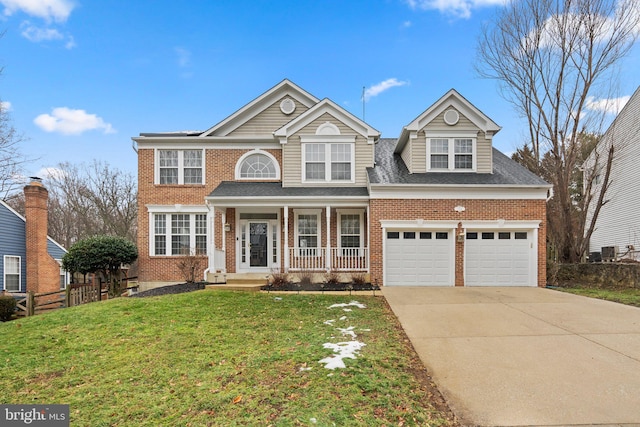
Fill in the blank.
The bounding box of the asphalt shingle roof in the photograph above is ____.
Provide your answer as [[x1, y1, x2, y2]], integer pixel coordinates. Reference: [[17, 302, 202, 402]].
[[367, 138, 549, 186], [208, 182, 369, 198]]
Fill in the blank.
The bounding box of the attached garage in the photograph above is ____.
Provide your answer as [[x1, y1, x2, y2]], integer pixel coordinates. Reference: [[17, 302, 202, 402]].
[[384, 229, 455, 286], [465, 230, 536, 287]]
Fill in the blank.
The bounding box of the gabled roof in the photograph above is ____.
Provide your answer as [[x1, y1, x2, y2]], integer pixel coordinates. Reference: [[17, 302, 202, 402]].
[[395, 89, 501, 154], [200, 79, 320, 137], [0, 199, 67, 253], [273, 98, 380, 143], [370, 138, 550, 187]]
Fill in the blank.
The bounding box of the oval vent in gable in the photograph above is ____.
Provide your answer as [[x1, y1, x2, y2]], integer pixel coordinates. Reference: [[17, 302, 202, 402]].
[[280, 98, 296, 115], [443, 109, 460, 126]]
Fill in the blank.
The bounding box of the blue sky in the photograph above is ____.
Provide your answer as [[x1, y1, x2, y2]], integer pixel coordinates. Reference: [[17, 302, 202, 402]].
[[1, 0, 639, 179]]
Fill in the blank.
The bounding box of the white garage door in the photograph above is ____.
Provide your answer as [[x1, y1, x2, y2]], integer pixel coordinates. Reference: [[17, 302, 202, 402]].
[[385, 230, 454, 286], [465, 231, 533, 286]]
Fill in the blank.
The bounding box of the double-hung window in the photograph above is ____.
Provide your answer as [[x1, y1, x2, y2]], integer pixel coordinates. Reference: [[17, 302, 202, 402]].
[[338, 211, 363, 257], [303, 143, 353, 182], [428, 137, 475, 171], [3, 255, 20, 292], [157, 149, 203, 184], [153, 213, 207, 256], [295, 211, 320, 256]]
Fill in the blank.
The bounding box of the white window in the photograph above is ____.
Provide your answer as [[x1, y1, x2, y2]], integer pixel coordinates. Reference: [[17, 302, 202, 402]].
[[236, 151, 279, 180], [428, 137, 475, 171], [295, 210, 321, 256], [4, 255, 20, 292], [56, 259, 68, 289], [157, 149, 203, 184], [153, 213, 207, 256], [338, 210, 363, 257], [303, 143, 354, 182]]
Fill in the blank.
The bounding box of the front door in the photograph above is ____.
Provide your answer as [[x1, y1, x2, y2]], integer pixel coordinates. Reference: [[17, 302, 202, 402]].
[[249, 222, 268, 267]]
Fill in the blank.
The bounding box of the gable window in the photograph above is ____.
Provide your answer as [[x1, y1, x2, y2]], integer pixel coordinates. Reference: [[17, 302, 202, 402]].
[[153, 213, 207, 256], [4, 255, 20, 292], [295, 210, 321, 256], [240, 153, 277, 179], [157, 149, 203, 184], [428, 137, 476, 171], [303, 143, 353, 182]]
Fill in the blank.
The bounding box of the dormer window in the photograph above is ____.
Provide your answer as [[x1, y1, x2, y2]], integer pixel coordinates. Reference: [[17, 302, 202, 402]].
[[428, 137, 476, 171]]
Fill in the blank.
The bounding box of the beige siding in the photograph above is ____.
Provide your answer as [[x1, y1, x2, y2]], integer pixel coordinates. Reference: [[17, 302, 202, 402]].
[[229, 97, 310, 136], [412, 135, 427, 173], [422, 108, 492, 173], [283, 112, 374, 187], [400, 140, 412, 172]]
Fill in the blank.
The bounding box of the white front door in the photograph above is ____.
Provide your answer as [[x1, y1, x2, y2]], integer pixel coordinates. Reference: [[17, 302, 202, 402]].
[[238, 219, 278, 272]]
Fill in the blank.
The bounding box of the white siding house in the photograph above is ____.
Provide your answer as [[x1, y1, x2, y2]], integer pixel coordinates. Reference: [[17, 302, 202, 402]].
[[587, 86, 640, 261]]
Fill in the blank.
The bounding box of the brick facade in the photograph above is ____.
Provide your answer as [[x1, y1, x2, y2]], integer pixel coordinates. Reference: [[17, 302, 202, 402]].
[[369, 198, 547, 287]]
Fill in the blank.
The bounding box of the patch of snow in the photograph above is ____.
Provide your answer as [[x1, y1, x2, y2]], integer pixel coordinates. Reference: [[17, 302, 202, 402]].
[[339, 316, 347, 321], [299, 367, 313, 372], [342, 308, 352, 312], [310, 418, 317, 424], [327, 301, 366, 310], [323, 319, 335, 325], [274, 297, 282, 301], [337, 326, 357, 339], [319, 341, 366, 369], [360, 328, 371, 332]]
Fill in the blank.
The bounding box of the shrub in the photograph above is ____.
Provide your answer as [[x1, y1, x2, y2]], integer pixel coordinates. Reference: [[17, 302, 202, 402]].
[[177, 248, 205, 283], [269, 269, 290, 290], [323, 270, 340, 285], [0, 295, 17, 322], [296, 269, 315, 286], [350, 272, 368, 286]]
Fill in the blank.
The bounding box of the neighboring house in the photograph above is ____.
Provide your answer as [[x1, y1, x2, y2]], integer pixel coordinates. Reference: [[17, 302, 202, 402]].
[[133, 80, 550, 287], [587, 86, 640, 261], [1, 179, 68, 293]]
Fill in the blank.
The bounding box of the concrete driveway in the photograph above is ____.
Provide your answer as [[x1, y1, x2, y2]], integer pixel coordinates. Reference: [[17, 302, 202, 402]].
[[382, 287, 640, 426]]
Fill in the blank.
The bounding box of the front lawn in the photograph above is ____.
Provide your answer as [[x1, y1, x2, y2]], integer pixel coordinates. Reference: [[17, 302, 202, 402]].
[[553, 287, 640, 307], [0, 290, 455, 426]]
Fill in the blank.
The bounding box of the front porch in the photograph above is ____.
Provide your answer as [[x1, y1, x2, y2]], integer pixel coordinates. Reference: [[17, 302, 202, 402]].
[[204, 183, 371, 279]]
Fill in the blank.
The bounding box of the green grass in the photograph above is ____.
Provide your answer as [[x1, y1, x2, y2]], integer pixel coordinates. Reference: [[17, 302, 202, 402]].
[[0, 291, 454, 426], [554, 287, 640, 307]]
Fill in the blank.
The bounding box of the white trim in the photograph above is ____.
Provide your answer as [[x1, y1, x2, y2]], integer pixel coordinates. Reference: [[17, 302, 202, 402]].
[[3, 255, 21, 292], [316, 122, 340, 135], [426, 135, 477, 172], [235, 208, 281, 273], [154, 148, 206, 185], [234, 149, 281, 180], [148, 211, 209, 257], [146, 204, 208, 213], [301, 142, 356, 184], [300, 135, 356, 143], [135, 139, 281, 150], [294, 209, 322, 252], [369, 185, 550, 200], [380, 220, 459, 229], [461, 220, 541, 229], [337, 209, 365, 249]]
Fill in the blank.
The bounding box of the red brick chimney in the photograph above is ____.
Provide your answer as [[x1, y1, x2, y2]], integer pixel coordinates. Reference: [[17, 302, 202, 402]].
[[24, 178, 60, 294]]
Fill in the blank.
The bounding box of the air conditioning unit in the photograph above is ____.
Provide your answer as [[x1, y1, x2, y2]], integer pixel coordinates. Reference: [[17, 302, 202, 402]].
[[588, 252, 602, 263], [601, 246, 617, 262]]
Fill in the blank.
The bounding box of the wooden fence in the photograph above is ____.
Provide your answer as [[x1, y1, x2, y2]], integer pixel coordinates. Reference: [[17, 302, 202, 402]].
[[12, 279, 133, 317]]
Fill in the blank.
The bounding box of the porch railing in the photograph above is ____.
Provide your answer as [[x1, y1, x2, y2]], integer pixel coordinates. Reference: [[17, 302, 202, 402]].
[[213, 249, 226, 272], [288, 247, 368, 271]]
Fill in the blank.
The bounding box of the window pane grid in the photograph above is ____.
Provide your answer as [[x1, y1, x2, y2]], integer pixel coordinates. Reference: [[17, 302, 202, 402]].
[[4, 256, 20, 292], [240, 153, 277, 179], [158, 150, 202, 184], [304, 143, 352, 182]]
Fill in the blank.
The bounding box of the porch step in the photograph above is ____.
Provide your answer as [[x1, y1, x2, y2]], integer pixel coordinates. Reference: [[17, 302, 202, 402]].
[[206, 272, 270, 287]]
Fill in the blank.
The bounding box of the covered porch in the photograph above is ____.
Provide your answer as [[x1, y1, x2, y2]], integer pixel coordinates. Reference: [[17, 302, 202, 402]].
[[205, 182, 370, 278]]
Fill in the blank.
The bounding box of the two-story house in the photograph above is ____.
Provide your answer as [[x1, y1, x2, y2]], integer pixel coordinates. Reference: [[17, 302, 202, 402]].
[[134, 80, 550, 288]]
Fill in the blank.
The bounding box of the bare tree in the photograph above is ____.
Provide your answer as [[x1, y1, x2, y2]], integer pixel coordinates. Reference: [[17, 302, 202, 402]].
[[476, 0, 639, 262], [0, 100, 28, 199], [5, 161, 137, 247]]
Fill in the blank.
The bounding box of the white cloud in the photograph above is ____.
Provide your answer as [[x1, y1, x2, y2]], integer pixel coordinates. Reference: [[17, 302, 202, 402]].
[[0, 0, 75, 22], [402, 20, 412, 28], [586, 95, 631, 115], [36, 166, 66, 180], [175, 47, 191, 68], [363, 78, 408, 101], [34, 107, 116, 135], [405, 0, 505, 19], [20, 20, 63, 41], [1, 100, 11, 111]]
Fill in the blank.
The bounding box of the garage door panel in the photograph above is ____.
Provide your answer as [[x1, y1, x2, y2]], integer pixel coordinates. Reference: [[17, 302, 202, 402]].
[[385, 230, 453, 286], [466, 230, 533, 287]]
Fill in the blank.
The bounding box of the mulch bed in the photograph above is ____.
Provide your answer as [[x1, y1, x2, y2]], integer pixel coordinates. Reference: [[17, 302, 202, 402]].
[[261, 282, 380, 292], [131, 282, 206, 298]]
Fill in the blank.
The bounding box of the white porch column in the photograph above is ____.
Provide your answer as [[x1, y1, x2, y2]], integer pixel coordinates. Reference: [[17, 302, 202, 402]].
[[326, 205, 331, 271], [366, 204, 370, 273], [221, 210, 227, 252], [208, 203, 215, 272], [283, 206, 289, 271]]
